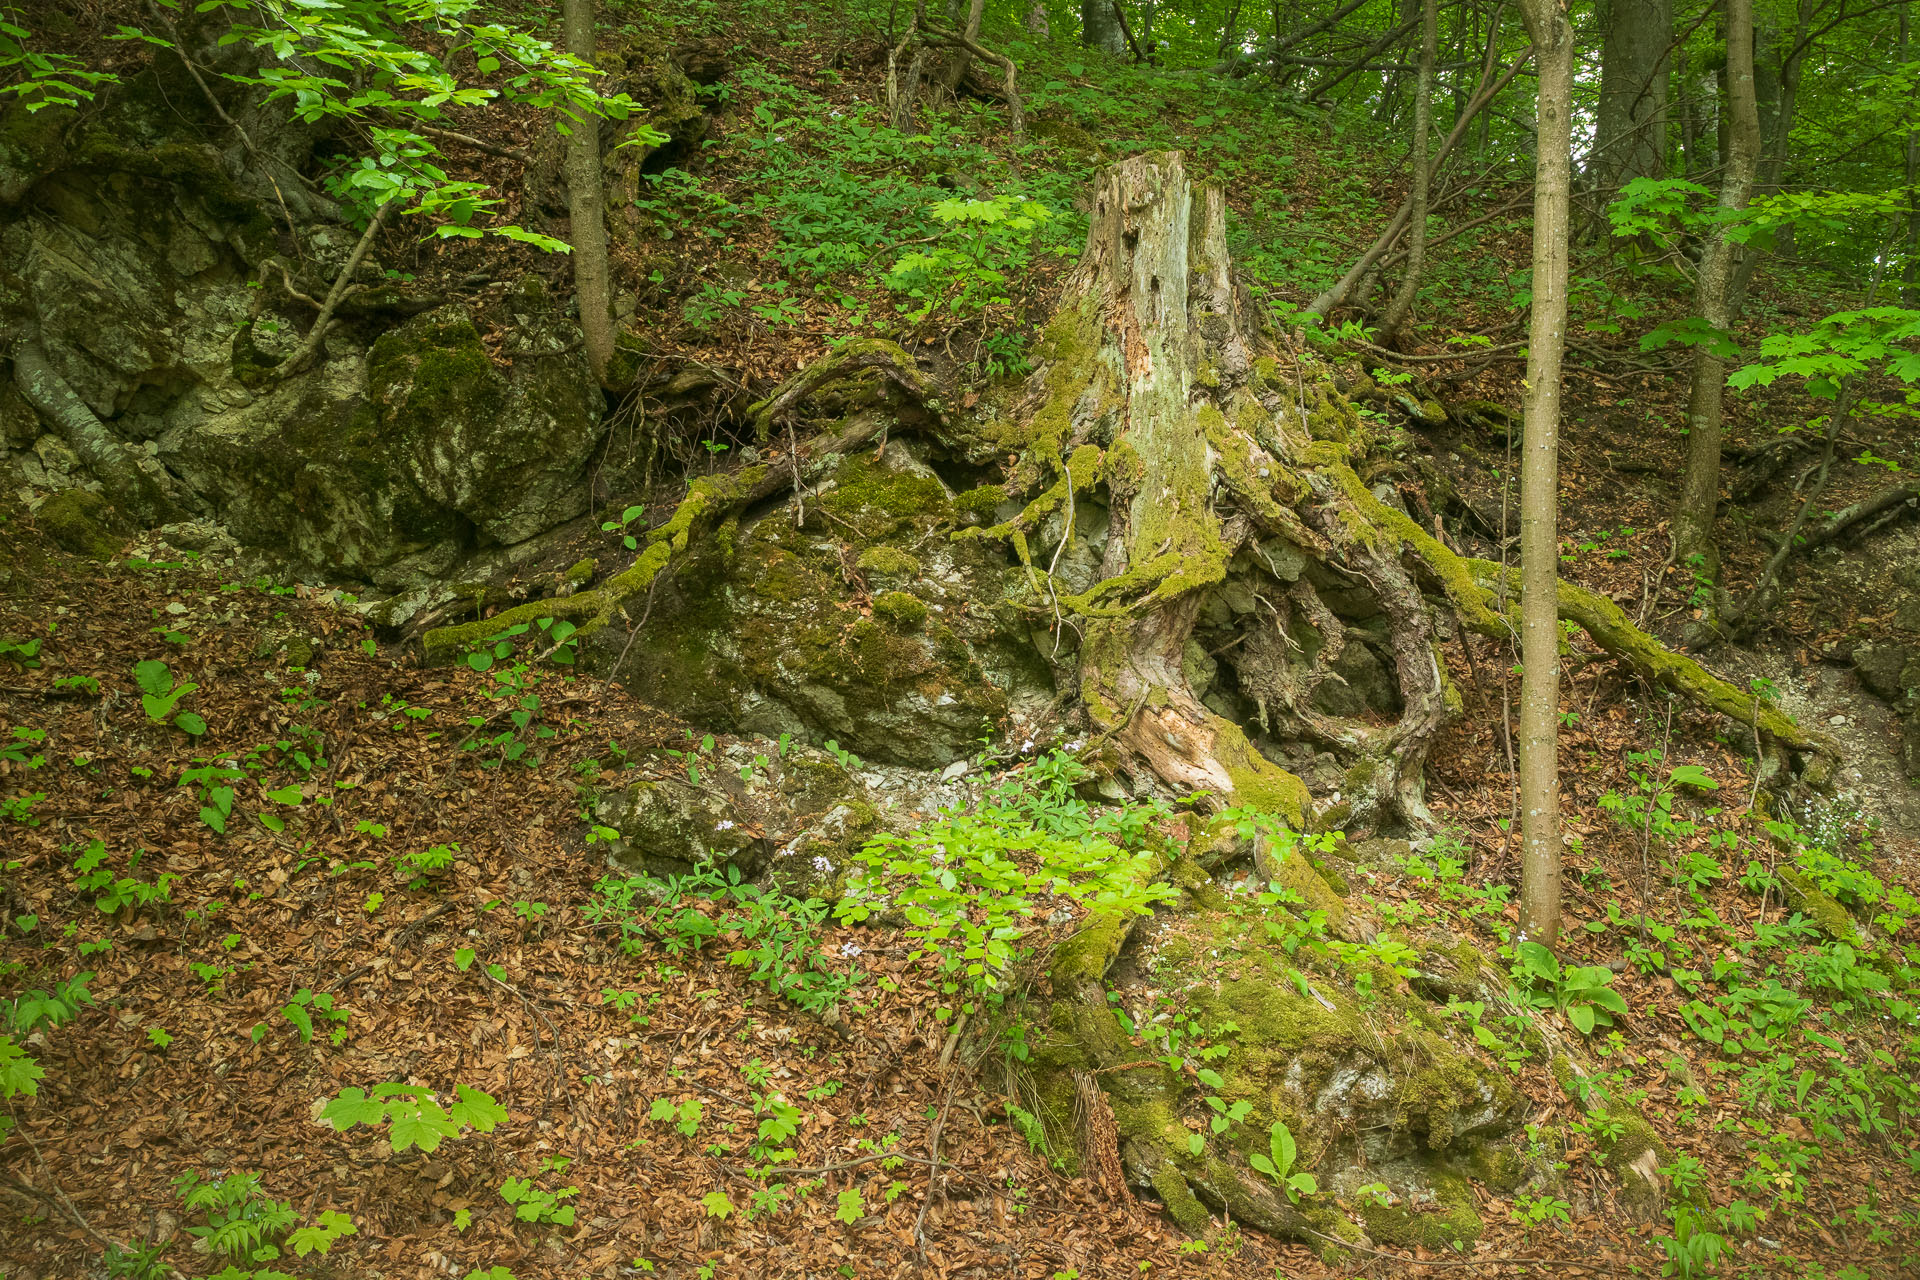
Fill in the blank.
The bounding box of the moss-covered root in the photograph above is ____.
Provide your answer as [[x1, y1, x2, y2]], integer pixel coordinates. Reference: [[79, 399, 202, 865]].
[[422, 465, 767, 662], [744, 338, 937, 442], [1459, 560, 1838, 778], [420, 368, 940, 663]]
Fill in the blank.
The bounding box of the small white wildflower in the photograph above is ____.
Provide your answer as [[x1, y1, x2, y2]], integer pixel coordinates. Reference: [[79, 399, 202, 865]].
[[840, 943, 863, 957], [303, 670, 321, 685], [1064, 739, 1083, 752], [715, 820, 735, 831], [1021, 739, 1034, 752], [811, 854, 832, 873], [774, 134, 785, 142]]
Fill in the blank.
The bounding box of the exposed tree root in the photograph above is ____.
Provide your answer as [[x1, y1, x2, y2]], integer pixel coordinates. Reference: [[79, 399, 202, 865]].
[[12, 341, 182, 527], [426, 152, 1832, 826], [421, 341, 935, 664]]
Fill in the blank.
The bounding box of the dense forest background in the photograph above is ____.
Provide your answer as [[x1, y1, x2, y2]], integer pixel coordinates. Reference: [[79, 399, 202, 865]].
[[0, 1, 1918, 1278]]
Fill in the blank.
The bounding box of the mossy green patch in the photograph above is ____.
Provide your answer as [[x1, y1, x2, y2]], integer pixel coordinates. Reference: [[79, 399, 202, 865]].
[[871, 590, 928, 627], [1359, 1163, 1482, 1250], [855, 545, 921, 578]]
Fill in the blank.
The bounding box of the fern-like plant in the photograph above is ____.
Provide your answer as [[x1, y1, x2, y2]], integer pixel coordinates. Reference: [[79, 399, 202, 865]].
[[175, 1171, 297, 1262]]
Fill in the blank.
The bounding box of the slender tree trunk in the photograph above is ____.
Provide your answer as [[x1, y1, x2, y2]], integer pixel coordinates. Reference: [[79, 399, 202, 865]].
[[1515, 0, 1573, 949], [1027, 0, 1052, 37], [1381, 0, 1437, 340], [1671, 0, 1760, 587], [562, 0, 615, 389], [1083, 0, 1126, 54], [1904, 8, 1919, 306], [1729, 0, 1812, 310]]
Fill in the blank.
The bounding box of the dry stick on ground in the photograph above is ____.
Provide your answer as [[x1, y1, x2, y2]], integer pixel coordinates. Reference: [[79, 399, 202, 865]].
[[912, 1075, 959, 1257], [10, 1105, 194, 1280]]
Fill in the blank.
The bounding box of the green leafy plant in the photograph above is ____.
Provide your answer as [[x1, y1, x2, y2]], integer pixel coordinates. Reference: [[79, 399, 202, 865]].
[[500, 1175, 578, 1226], [71, 840, 176, 914], [885, 195, 1053, 324], [286, 1209, 356, 1258], [649, 1095, 703, 1139], [318, 1083, 506, 1153], [280, 988, 350, 1046], [175, 1171, 297, 1263], [1512, 941, 1629, 1034], [837, 751, 1172, 1024], [133, 659, 204, 735], [1247, 1120, 1317, 1203], [399, 842, 457, 889], [601, 504, 648, 550]]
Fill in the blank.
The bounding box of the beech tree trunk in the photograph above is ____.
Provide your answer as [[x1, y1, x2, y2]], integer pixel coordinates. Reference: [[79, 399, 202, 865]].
[[1591, 0, 1672, 194], [562, 0, 616, 388], [1082, 0, 1127, 55], [1671, 0, 1761, 590], [1515, 0, 1574, 949]]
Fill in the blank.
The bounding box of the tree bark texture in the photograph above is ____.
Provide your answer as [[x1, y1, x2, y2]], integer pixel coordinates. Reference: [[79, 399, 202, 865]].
[[1380, 0, 1437, 340], [1591, 0, 1672, 193], [1671, 0, 1760, 584], [1082, 0, 1127, 55], [562, 0, 616, 388], [1515, 0, 1574, 948]]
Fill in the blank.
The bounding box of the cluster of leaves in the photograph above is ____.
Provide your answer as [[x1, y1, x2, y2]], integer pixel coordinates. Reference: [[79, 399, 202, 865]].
[[318, 1082, 507, 1153], [585, 863, 863, 1015], [837, 750, 1174, 1025]]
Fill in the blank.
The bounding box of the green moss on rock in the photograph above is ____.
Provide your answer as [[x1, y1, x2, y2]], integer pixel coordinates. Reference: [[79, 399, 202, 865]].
[[1360, 1164, 1482, 1250], [33, 489, 120, 560], [1152, 1166, 1212, 1235], [871, 590, 929, 627], [1777, 867, 1863, 943]]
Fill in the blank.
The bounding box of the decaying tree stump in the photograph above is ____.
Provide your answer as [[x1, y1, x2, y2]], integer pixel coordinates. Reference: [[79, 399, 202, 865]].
[[425, 151, 1833, 816]]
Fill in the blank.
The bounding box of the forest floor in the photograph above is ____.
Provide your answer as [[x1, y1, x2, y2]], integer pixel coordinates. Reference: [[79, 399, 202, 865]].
[[1, 470, 1916, 1280]]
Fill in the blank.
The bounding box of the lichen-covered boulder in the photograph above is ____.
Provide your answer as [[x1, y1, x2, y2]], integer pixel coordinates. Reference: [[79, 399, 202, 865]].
[[1853, 642, 1920, 707], [619, 433, 1054, 766], [3, 93, 604, 587], [592, 740, 881, 896], [369, 280, 603, 545]]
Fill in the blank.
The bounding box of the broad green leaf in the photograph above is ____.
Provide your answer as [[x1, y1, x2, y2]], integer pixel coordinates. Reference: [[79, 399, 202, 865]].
[[387, 1102, 461, 1153], [319, 1087, 384, 1132], [1668, 764, 1718, 790], [449, 1084, 507, 1132], [133, 659, 171, 697]]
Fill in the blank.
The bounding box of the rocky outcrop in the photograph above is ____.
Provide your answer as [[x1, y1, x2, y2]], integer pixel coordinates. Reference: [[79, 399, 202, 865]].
[[1, 83, 606, 592], [614, 436, 1055, 767]]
